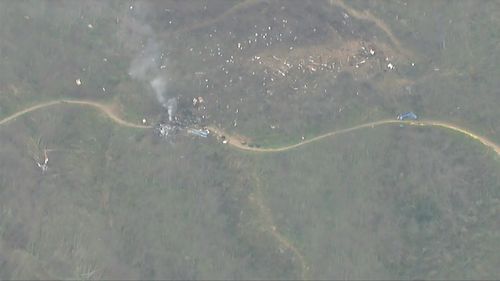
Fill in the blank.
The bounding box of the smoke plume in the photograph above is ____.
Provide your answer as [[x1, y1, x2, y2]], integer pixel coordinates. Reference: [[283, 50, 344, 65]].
[[166, 97, 177, 121], [126, 8, 170, 110], [150, 75, 167, 108]]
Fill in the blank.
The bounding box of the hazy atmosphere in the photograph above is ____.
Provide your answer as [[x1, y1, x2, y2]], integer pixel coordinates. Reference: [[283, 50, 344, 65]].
[[0, 1, 499, 279]]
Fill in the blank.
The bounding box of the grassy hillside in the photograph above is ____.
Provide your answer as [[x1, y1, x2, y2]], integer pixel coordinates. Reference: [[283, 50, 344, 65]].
[[255, 125, 500, 279], [0, 1, 498, 279]]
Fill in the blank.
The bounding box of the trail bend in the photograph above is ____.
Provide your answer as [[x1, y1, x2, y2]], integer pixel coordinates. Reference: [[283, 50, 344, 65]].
[[208, 120, 500, 156], [0, 99, 498, 156], [0, 99, 151, 129]]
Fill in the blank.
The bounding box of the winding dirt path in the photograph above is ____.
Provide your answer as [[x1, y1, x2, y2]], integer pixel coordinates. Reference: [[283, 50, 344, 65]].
[[175, 0, 262, 35], [329, 0, 413, 57], [0, 99, 151, 129], [250, 174, 310, 279], [208, 121, 500, 156], [1, 99, 498, 156], [1, 99, 498, 280]]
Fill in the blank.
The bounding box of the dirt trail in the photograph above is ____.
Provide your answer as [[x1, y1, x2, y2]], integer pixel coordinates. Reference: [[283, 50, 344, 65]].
[[423, 120, 500, 155], [1, 100, 498, 156], [0, 99, 151, 129], [209, 120, 500, 156], [1, 99, 498, 281], [329, 0, 413, 57], [176, 0, 262, 35], [249, 174, 310, 279]]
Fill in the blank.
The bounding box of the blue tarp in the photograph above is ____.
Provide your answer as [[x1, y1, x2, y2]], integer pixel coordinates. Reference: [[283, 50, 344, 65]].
[[397, 112, 418, 120], [188, 129, 209, 138]]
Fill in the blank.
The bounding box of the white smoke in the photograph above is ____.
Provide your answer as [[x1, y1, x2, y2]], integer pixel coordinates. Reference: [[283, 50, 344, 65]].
[[150, 75, 167, 108], [126, 11, 170, 110], [166, 97, 177, 121], [128, 39, 160, 80]]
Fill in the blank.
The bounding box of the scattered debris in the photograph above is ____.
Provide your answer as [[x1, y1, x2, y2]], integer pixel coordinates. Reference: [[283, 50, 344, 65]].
[[35, 150, 49, 172], [154, 123, 176, 139], [188, 128, 210, 138], [153, 95, 210, 142], [387, 63, 394, 70], [192, 96, 205, 107], [75, 79, 82, 86]]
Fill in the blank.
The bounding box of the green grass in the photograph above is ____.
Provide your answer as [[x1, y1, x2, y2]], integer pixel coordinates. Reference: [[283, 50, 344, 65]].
[[253, 126, 500, 279], [0, 1, 499, 280], [0, 104, 301, 279]]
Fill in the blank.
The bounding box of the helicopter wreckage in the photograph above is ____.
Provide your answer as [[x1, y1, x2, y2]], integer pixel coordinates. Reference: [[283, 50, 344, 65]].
[[153, 96, 216, 142]]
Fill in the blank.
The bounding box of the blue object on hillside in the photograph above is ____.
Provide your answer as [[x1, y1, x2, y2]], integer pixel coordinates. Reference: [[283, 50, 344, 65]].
[[188, 129, 209, 138], [396, 112, 418, 120]]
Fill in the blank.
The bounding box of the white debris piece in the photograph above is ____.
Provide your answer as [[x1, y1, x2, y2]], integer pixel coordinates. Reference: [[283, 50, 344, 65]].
[[37, 162, 48, 172], [36, 150, 49, 172], [75, 79, 82, 86], [387, 63, 394, 70], [87, 23, 93, 29], [142, 118, 147, 124]]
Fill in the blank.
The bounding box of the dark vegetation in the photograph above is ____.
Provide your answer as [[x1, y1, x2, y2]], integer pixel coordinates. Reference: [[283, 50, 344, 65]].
[[256, 126, 500, 279], [0, 0, 499, 279]]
